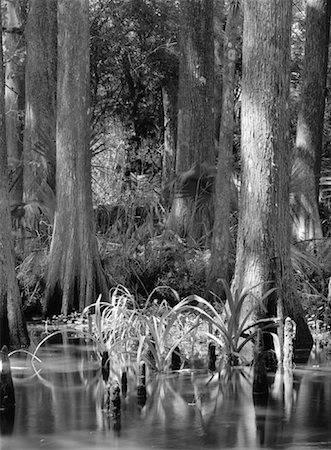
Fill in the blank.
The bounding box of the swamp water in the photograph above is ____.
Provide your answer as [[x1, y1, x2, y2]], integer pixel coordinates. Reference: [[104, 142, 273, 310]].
[[1, 330, 331, 450]]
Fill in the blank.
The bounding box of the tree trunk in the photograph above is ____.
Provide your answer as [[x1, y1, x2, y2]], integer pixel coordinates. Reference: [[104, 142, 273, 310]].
[[232, 0, 294, 361], [161, 80, 177, 189], [207, 2, 241, 297], [23, 0, 57, 207], [151, 45, 178, 191], [292, 0, 330, 243], [0, 6, 29, 349], [4, 0, 25, 205], [176, 0, 215, 169], [168, 0, 215, 238], [213, 0, 224, 141], [44, 0, 108, 317]]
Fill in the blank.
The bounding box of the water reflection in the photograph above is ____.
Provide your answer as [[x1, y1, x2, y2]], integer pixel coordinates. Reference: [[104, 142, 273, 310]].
[[2, 337, 331, 449], [0, 407, 15, 435]]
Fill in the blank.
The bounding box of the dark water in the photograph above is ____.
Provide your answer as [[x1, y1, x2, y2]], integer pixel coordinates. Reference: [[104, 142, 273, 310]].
[[1, 334, 331, 450]]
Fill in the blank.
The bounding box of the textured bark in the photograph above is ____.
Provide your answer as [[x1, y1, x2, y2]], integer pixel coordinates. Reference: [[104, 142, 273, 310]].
[[153, 47, 179, 185], [176, 0, 215, 170], [4, 0, 25, 205], [232, 0, 294, 359], [207, 3, 241, 297], [23, 0, 57, 203], [292, 0, 330, 242], [44, 0, 108, 316], [161, 81, 177, 188], [168, 0, 215, 237], [213, 0, 224, 141], [283, 317, 296, 368], [0, 6, 29, 349]]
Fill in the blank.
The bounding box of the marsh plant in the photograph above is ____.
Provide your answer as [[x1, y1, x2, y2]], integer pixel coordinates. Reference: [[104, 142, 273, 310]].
[[21, 280, 281, 383], [188, 280, 280, 366], [81, 285, 138, 353], [80, 285, 141, 377], [134, 287, 201, 371], [80, 286, 202, 373], [82, 281, 280, 372]]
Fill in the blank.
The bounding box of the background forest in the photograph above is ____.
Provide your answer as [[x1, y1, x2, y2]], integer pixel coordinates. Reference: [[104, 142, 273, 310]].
[[0, 0, 331, 351]]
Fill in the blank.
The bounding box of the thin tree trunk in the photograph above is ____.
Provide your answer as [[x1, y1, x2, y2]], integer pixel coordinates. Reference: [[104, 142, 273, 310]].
[[4, 0, 25, 205], [161, 81, 177, 189], [292, 0, 330, 242], [207, 2, 241, 297], [44, 0, 108, 316], [0, 5, 29, 349]]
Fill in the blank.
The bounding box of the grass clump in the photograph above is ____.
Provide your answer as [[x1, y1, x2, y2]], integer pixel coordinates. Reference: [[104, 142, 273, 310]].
[[188, 280, 280, 366], [28, 280, 283, 376], [134, 288, 201, 372]]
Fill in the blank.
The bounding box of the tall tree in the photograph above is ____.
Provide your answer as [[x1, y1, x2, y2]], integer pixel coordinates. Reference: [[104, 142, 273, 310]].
[[292, 0, 330, 242], [213, 0, 224, 141], [3, 0, 25, 205], [0, 4, 29, 349], [207, 1, 241, 297], [23, 0, 57, 210], [43, 0, 108, 316], [167, 0, 215, 238], [232, 0, 294, 360]]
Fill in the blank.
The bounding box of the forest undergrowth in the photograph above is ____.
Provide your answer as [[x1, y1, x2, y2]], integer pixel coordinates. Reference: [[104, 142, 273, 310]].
[[12, 127, 331, 341], [15, 179, 331, 343]]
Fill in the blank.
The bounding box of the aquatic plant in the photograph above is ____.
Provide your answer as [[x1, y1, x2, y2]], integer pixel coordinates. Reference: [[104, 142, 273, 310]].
[[188, 280, 279, 366], [26, 286, 139, 383], [79, 285, 202, 374], [134, 287, 201, 372], [82, 286, 137, 350], [25, 280, 280, 378]]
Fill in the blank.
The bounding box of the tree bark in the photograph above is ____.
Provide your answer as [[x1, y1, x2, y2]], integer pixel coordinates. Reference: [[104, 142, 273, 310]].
[[161, 81, 177, 189], [44, 0, 108, 317], [176, 0, 215, 170], [4, 0, 25, 205], [232, 0, 295, 360], [0, 5, 29, 349], [23, 0, 57, 206], [207, 2, 241, 297], [213, 0, 224, 141], [292, 0, 330, 242], [168, 0, 215, 238]]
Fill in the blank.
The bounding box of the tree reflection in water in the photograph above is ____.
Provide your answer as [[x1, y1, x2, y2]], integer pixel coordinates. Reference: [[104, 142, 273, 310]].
[[2, 337, 331, 449]]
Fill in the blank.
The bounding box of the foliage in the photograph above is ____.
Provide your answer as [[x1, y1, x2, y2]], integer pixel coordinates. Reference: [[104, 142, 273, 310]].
[[22, 280, 283, 376], [89, 0, 178, 147], [100, 230, 209, 302], [24, 287, 139, 381], [134, 288, 200, 371], [17, 249, 48, 317], [291, 239, 331, 328], [187, 280, 279, 366], [290, 0, 305, 134], [81, 286, 138, 358], [78, 285, 202, 373], [7, 0, 331, 342], [91, 118, 130, 205]]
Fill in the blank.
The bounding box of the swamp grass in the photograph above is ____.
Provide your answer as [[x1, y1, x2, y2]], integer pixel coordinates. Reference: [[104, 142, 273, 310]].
[[17, 280, 283, 385]]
